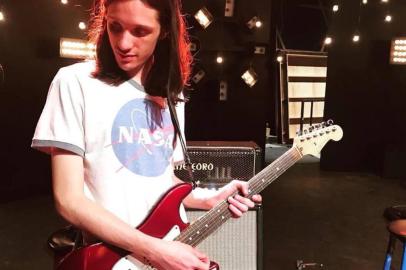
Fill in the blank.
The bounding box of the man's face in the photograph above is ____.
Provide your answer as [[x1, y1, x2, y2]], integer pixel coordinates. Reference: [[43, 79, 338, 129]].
[[106, 0, 161, 78]]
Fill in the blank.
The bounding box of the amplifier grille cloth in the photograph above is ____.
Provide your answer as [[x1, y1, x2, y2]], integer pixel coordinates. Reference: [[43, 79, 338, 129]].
[[186, 210, 258, 270], [175, 147, 259, 187]]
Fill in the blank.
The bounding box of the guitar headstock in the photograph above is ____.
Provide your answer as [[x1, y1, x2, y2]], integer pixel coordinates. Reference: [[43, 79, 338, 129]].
[[293, 120, 343, 158]]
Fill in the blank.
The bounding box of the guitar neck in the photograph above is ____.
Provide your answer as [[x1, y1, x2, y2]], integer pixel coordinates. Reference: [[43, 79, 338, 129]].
[[176, 146, 303, 247]]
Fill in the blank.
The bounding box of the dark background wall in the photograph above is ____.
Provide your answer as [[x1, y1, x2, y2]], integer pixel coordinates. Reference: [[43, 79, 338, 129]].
[[320, 0, 406, 178], [181, 0, 273, 151], [0, 1, 88, 202]]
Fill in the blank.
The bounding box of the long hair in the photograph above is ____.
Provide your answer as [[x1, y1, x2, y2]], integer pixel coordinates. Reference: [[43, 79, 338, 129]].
[[88, 0, 192, 103]]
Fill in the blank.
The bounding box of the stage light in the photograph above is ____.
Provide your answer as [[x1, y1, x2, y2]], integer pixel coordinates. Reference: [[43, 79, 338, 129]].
[[79, 22, 87, 30], [254, 46, 266, 55], [0, 11, 4, 22], [60, 38, 96, 59], [332, 5, 339, 12], [362, 0, 368, 4], [192, 69, 205, 84], [277, 55, 283, 63], [219, 80, 228, 101], [61, 0, 68, 4], [391, 38, 406, 65], [353, 35, 360, 43], [241, 68, 258, 88], [189, 42, 197, 53], [381, 0, 388, 3], [247, 16, 261, 29], [216, 55, 224, 64], [324, 37, 333, 45], [225, 0, 235, 17], [385, 15, 392, 22], [255, 20, 263, 28], [194, 7, 213, 29]]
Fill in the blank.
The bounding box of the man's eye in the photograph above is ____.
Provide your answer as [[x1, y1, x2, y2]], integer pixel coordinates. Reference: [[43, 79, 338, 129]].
[[132, 28, 149, 37], [108, 23, 121, 33]]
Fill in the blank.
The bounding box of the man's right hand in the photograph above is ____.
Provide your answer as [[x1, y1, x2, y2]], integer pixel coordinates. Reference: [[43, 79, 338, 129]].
[[144, 239, 210, 270]]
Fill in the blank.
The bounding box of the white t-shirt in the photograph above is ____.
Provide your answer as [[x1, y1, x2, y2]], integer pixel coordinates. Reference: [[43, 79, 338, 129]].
[[32, 61, 185, 228]]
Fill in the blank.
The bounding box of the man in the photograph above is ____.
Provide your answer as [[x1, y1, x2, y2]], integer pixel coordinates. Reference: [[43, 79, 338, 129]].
[[32, 0, 261, 269]]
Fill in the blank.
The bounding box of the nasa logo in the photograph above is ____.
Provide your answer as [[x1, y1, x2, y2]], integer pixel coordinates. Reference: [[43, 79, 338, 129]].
[[111, 98, 174, 177]]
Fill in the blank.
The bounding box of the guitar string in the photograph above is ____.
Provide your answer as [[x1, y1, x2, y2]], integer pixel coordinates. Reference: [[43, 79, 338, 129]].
[[179, 147, 300, 245], [177, 147, 302, 246], [183, 147, 301, 247]]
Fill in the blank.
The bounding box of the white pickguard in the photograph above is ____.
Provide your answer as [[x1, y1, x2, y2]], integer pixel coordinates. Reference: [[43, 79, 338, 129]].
[[112, 225, 181, 270]]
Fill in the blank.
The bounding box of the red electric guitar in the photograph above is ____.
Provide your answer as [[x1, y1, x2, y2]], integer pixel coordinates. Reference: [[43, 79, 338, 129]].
[[55, 123, 343, 270]]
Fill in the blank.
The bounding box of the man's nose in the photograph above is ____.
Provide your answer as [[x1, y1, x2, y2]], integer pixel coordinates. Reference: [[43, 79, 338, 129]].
[[117, 31, 134, 52]]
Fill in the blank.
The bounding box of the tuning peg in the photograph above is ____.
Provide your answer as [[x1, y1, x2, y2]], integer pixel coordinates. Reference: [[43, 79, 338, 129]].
[[321, 121, 326, 127], [308, 126, 314, 132], [296, 129, 302, 136], [327, 119, 334, 126], [304, 129, 308, 134]]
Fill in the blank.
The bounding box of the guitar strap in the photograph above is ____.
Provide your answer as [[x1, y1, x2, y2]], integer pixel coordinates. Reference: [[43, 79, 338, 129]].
[[166, 55, 199, 189], [167, 92, 199, 189]]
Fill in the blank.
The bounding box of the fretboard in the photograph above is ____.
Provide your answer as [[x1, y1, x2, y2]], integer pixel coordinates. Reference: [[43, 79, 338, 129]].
[[175, 146, 303, 247]]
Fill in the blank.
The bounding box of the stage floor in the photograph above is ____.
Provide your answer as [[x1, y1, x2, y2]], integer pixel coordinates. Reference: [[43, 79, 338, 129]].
[[1, 144, 405, 270]]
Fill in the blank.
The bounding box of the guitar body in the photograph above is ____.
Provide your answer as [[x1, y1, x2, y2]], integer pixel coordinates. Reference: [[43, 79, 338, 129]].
[[55, 183, 219, 270]]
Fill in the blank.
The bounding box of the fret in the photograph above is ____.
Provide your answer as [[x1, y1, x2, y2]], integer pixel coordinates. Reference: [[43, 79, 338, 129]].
[[175, 146, 302, 247]]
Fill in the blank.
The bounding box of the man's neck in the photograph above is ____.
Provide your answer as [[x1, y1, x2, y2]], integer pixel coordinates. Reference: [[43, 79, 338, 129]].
[[129, 57, 153, 86]]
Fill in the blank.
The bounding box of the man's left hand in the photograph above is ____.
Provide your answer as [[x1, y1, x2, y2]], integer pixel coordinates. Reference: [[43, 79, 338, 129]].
[[209, 180, 262, 218]]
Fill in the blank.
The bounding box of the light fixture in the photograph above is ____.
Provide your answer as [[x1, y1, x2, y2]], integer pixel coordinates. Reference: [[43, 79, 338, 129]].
[[390, 38, 406, 65], [362, 0, 368, 4], [192, 69, 205, 84], [381, 0, 389, 3], [332, 5, 339, 12], [0, 11, 4, 22], [353, 34, 360, 43], [60, 38, 96, 59], [225, 0, 235, 17], [78, 22, 87, 30], [241, 68, 258, 87], [194, 7, 213, 29], [324, 37, 333, 45], [189, 42, 197, 52], [219, 80, 228, 101], [61, 0, 68, 4], [254, 46, 266, 55], [247, 16, 261, 29], [385, 15, 392, 22], [277, 55, 283, 63], [216, 55, 224, 64], [255, 20, 263, 28]]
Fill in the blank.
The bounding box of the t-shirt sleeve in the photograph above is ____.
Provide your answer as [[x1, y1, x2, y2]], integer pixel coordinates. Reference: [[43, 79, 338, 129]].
[[172, 99, 186, 165], [31, 68, 85, 156]]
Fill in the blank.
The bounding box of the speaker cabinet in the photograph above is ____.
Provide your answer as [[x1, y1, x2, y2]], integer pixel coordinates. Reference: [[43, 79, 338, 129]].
[[177, 141, 263, 270], [174, 141, 262, 188], [186, 207, 263, 270]]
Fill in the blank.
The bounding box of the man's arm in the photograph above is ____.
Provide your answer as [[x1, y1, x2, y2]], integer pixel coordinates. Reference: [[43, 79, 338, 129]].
[[51, 149, 210, 270]]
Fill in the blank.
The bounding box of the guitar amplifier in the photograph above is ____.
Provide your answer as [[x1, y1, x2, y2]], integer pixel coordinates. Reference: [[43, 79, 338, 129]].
[[174, 141, 262, 188], [176, 141, 263, 270]]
